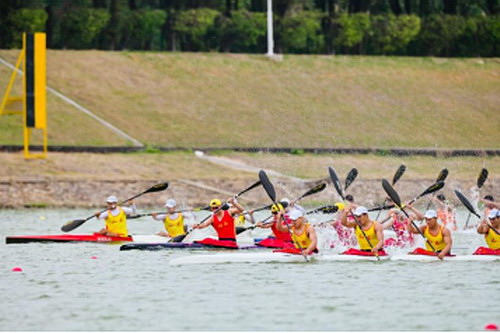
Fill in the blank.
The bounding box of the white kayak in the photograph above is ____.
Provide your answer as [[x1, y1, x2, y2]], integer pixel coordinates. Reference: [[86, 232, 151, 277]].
[[130, 235, 172, 243], [317, 254, 391, 262], [391, 254, 500, 262], [169, 252, 312, 265]]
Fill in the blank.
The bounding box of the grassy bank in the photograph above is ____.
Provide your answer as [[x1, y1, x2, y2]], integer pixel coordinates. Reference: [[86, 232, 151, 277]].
[[0, 51, 498, 148]]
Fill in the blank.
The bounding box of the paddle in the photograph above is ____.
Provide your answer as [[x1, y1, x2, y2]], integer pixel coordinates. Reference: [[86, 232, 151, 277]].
[[173, 180, 262, 242], [259, 170, 309, 262], [425, 168, 449, 210], [344, 168, 359, 191], [407, 181, 445, 205], [328, 166, 345, 201], [464, 168, 489, 229], [368, 204, 396, 212], [61, 182, 169, 232], [127, 206, 211, 219], [307, 204, 339, 215], [375, 164, 406, 221], [236, 184, 328, 235], [455, 189, 499, 235], [381, 179, 436, 252]]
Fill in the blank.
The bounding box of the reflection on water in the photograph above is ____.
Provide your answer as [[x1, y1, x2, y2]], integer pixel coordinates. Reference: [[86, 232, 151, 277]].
[[0, 209, 498, 331]]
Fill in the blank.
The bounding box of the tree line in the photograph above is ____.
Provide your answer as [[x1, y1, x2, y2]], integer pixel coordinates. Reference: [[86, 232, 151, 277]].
[[0, 0, 498, 57]]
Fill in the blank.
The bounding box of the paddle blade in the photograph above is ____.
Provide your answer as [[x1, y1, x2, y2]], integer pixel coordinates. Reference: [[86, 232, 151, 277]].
[[477, 168, 488, 188], [344, 168, 359, 190], [454, 190, 481, 219], [236, 180, 262, 198], [382, 179, 402, 208], [392, 164, 406, 185], [418, 181, 445, 199], [259, 170, 276, 203], [144, 182, 169, 194], [298, 183, 327, 201], [61, 219, 86, 232], [436, 168, 449, 182], [328, 166, 344, 200]]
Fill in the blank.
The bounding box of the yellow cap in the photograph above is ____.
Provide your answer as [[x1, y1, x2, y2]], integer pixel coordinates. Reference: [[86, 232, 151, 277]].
[[271, 203, 284, 213], [335, 202, 345, 211], [210, 199, 222, 207]]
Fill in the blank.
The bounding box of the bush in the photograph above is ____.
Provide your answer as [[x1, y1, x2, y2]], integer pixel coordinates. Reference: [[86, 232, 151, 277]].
[[279, 11, 324, 54], [173, 8, 219, 51], [369, 14, 420, 55], [334, 13, 371, 54], [127, 10, 167, 50], [215, 10, 266, 53], [59, 8, 110, 49], [8, 9, 48, 48], [415, 14, 467, 56]]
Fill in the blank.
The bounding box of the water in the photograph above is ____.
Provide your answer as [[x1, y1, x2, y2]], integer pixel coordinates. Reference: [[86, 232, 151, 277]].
[[1, 209, 498, 331]]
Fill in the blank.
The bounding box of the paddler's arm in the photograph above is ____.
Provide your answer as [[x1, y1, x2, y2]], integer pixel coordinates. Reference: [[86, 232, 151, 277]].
[[380, 210, 396, 229], [274, 211, 288, 232], [438, 227, 452, 260], [406, 204, 424, 220], [372, 222, 384, 253], [228, 197, 244, 216], [477, 220, 489, 234], [340, 205, 356, 228], [304, 224, 318, 255], [121, 201, 136, 215], [407, 215, 425, 234], [192, 216, 213, 230]]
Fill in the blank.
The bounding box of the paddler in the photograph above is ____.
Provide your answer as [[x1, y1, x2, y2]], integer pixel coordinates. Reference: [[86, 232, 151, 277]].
[[406, 206, 452, 260], [432, 194, 457, 231], [152, 199, 193, 241], [254, 203, 294, 248], [381, 208, 414, 248], [95, 195, 136, 237], [475, 208, 500, 255], [191, 197, 244, 248], [340, 205, 386, 256], [480, 195, 498, 218], [274, 208, 318, 254]]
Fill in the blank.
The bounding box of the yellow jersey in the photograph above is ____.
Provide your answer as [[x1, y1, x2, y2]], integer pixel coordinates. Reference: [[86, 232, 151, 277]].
[[105, 208, 128, 237], [355, 221, 380, 251], [423, 225, 446, 252], [485, 227, 500, 250], [164, 213, 185, 237], [291, 223, 313, 249]]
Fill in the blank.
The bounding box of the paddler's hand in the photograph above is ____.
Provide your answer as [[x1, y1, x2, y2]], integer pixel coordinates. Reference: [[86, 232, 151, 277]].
[[94, 212, 101, 218], [437, 252, 445, 260], [192, 223, 199, 229]]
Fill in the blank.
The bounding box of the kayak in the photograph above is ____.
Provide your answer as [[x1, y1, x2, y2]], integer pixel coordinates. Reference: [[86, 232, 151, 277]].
[[390, 254, 499, 262], [169, 252, 312, 265], [317, 254, 390, 262], [120, 242, 259, 251], [5, 234, 169, 244]]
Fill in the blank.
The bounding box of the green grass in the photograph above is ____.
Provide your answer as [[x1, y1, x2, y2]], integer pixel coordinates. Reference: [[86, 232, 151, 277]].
[[0, 50, 498, 148]]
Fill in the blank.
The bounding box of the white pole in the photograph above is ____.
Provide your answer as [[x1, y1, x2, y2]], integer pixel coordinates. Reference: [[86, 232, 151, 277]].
[[266, 0, 274, 56]]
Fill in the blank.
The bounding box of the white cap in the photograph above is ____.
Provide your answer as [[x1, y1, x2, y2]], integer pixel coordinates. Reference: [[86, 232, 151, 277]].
[[165, 199, 176, 208], [288, 209, 303, 220], [106, 195, 118, 203], [353, 206, 368, 216], [488, 209, 498, 219], [424, 210, 437, 219], [280, 198, 290, 204]]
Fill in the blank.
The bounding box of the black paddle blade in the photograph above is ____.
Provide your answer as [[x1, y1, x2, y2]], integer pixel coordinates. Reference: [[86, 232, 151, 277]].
[[382, 179, 402, 208], [145, 182, 169, 193], [454, 190, 481, 219], [236, 180, 262, 198], [328, 166, 344, 200], [259, 170, 276, 203], [317, 205, 339, 214], [418, 180, 445, 199], [477, 168, 488, 188], [299, 182, 327, 200], [61, 219, 86, 232], [368, 204, 396, 212], [344, 168, 359, 190], [392, 164, 406, 185], [436, 168, 449, 183]]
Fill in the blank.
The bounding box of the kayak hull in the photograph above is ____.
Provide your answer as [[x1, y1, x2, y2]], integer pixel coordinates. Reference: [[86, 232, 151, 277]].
[[317, 254, 390, 262], [6, 234, 133, 244], [120, 242, 260, 251], [169, 252, 311, 265], [391, 254, 500, 262]]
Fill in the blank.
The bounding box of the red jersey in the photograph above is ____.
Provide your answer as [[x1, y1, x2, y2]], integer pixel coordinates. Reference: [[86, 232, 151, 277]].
[[213, 210, 236, 240]]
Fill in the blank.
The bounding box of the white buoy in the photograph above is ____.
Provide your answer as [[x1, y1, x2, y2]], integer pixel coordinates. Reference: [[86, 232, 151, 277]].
[[194, 150, 204, 157]]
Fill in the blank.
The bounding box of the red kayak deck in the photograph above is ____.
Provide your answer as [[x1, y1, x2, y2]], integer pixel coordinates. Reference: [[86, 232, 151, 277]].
[[6, 234, 133, 244]]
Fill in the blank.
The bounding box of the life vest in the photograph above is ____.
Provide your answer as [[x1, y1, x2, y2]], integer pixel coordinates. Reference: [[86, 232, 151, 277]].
[[423, 225, 446, 252], [212, 210, 236, 241], [355, 221, 380, 251], [291, 222, 317, 251], [105, 208, 128, 237], [163, 213, 185, 238], [485, 227, 500, 250]]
